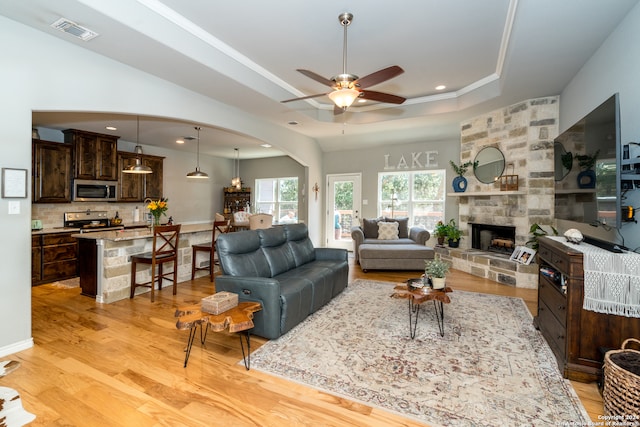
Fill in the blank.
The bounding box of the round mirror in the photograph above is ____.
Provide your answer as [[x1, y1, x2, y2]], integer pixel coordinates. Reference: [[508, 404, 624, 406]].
[[474, 147, 505, 183], [554, 141, 572, 181]]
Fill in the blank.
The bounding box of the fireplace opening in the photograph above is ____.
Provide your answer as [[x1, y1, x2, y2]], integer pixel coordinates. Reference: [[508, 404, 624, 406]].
[[470, 223, 516, 255]]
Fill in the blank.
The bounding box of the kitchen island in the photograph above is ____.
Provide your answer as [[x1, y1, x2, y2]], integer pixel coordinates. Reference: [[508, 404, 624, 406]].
[[74, 223, 214, 303]]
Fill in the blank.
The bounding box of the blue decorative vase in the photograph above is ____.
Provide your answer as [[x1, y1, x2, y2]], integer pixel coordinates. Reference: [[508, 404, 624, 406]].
[[452, 176, 467, 193], [577, 170, 596, 189]]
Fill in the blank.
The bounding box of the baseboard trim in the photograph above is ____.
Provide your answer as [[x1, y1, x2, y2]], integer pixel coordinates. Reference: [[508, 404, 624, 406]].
[[0, 338, 34, 358]]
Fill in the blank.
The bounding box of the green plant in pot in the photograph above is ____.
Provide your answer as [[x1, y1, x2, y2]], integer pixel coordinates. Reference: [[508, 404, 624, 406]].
[[526, 223, 558, 251], [433, 220, 448, 246], [446, 218, 462, 248], [425, 258, 450, 290]]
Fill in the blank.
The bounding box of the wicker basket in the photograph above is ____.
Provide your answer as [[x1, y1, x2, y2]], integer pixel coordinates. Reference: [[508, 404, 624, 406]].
[[603, 338, 640, 417]]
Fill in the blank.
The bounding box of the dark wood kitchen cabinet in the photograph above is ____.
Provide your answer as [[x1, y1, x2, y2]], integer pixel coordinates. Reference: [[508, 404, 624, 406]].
[[31, 235, 42, 283], [117, 152, 144, 201], [117, 151, 164, 201], [534, 236, 640, 383], [32, 139, 72, 203], [63, 129, 118, 181], [143, 155, 164, 200], [32, 232, 78, 285]]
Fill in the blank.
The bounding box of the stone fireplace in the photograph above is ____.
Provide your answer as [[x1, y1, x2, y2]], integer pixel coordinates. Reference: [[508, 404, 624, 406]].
[[470, 223, 516, 255], [437, 96, 558, 289]]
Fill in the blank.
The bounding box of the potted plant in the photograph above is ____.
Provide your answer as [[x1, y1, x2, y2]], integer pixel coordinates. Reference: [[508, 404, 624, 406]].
[[433, 220, 448, 246], [425, 258, 450, 289], [446, 218, 462, 248], [449, 160, 478, 193], [525, 223, 558, 251], [575, 149, 599, 189]]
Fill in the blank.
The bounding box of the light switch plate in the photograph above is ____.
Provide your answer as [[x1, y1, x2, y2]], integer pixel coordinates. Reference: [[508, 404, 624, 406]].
[[8, 201, 20, 214]]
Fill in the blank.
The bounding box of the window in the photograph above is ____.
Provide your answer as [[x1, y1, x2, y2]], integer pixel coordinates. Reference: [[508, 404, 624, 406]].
[[255, 177, 298, 222], [378, 170, 446, 231]]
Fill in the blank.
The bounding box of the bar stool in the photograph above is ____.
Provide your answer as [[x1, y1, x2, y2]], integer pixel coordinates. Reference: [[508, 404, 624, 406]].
[[130, 224, 181, 302], [191, 220, 230, 281]]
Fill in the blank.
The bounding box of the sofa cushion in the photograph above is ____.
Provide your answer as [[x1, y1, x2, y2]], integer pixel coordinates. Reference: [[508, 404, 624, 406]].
[[216, 231, 271, 277], [359, 243, 433, 260], [385, 217, 409, 238], [362, 217, 382, 238], [284, 223, 316, 266], [377, 221, 399, 240], [258, 227, 296, 277]]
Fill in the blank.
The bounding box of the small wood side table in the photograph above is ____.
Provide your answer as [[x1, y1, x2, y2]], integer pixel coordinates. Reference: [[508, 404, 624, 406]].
[[392, 284, 453, 338], [175, 301, 262, 369]]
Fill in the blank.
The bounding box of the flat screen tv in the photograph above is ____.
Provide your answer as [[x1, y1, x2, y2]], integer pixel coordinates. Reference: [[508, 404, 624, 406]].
[[554, 94, 621, 231]]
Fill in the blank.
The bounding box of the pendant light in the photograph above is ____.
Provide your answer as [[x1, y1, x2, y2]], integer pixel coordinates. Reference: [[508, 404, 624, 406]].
[[186, 126, 209, 179], [123, 116, 153, 174], [231, 148, 241, 189]]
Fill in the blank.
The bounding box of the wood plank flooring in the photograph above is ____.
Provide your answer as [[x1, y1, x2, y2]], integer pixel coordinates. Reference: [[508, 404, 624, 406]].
[[4, 259, 603, 426]]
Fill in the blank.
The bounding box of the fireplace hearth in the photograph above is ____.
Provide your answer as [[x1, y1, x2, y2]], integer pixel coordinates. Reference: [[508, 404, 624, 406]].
[[471, 223, 516, 255]]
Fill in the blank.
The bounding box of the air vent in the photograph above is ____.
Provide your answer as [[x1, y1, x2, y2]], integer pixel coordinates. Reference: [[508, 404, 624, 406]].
[[50, 18, 98, 41]]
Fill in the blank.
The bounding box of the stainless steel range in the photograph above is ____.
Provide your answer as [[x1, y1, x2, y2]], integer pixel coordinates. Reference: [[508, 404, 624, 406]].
[[64, 210, 124, 233]]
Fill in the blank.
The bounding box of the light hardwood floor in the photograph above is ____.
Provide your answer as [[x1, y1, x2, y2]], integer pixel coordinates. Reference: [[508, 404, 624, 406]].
[[4, 259, 603, 426]]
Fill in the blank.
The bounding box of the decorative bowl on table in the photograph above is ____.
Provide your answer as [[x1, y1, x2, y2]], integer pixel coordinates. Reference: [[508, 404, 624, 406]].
[[407, 278, 425, 290], [111, 218, 123, 225]]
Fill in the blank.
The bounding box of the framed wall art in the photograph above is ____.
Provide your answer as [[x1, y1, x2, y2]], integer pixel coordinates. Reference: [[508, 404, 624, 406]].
[[2, 168, 28, 198]]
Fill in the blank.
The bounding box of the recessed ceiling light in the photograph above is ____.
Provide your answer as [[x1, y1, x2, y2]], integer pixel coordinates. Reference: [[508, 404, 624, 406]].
[[287, 121, 299, 126], [176, 139, 184, 144], [357, 99, 367, 103], [435, 85, 446, 91], [105, 126, 117, 131], [261, 143, 272, 148]]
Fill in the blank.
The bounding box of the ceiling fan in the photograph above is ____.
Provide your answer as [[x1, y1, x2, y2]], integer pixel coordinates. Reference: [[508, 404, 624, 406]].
[[281, 12, 406, 115]]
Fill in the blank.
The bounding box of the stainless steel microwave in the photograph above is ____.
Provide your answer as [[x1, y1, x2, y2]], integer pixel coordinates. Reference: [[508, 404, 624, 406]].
[[73, 179, 118, 202]]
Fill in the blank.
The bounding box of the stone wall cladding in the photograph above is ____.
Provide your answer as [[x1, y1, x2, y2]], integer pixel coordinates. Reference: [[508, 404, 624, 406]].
[[454, 96, 559, 288], [458, 96, 558, 247]]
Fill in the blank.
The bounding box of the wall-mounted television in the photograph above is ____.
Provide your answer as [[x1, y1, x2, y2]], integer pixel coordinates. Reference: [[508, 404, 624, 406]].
[[554, 94, 621, 231]]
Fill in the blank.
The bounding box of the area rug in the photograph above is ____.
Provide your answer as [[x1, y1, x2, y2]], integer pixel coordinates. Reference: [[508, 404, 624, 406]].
[[247, 279, 590, 426]]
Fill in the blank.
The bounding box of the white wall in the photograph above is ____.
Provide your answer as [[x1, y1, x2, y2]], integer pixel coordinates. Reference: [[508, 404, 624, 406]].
[[0, 16, 322, 356], [559, 2, 640, 251], [323, 138, 461, 221]]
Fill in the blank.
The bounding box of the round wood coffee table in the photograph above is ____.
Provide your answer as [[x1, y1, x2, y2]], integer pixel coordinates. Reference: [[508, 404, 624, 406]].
[[392, 283, 453, 338]]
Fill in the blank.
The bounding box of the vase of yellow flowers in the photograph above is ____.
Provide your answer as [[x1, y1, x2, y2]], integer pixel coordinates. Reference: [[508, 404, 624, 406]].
[[147, 198, 168, 226]]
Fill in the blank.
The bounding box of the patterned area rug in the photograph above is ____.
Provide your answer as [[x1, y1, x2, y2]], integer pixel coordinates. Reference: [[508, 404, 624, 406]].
[[248, 279, 589, 426]]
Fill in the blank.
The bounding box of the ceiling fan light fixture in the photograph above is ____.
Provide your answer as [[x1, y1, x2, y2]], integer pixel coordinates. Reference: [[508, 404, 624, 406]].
[[328, 88, 360, 109]]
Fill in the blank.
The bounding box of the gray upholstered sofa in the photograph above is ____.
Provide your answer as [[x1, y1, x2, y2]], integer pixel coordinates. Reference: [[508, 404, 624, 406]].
[[351, 217, 434, 272], [215, 223, 348, 339]]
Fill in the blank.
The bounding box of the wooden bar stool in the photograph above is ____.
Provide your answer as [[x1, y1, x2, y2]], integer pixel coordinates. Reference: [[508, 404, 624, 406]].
[[130, 224, 181, 302], [191, 220, 230, 281]]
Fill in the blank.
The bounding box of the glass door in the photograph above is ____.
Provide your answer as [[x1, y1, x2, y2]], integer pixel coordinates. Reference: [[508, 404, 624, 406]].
[[326, 173, 361, 250]]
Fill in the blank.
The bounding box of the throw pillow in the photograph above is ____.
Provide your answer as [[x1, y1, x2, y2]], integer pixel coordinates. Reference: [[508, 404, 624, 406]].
[[386, 217, 409, 238], [377, 221, 399, 240], [362, 217, 382, 238], [215, 212, 225, 222]]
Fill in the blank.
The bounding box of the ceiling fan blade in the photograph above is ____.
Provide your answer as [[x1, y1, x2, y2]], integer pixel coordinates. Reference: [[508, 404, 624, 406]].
[[354, 65, 404, 89], [297, 69, 335, 87], [281, 92, 328, 103], [360, 90, 406, 104]]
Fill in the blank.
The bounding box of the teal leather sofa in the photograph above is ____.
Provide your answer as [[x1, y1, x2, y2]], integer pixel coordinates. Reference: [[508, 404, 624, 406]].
[[215, 223, 348, 339]]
